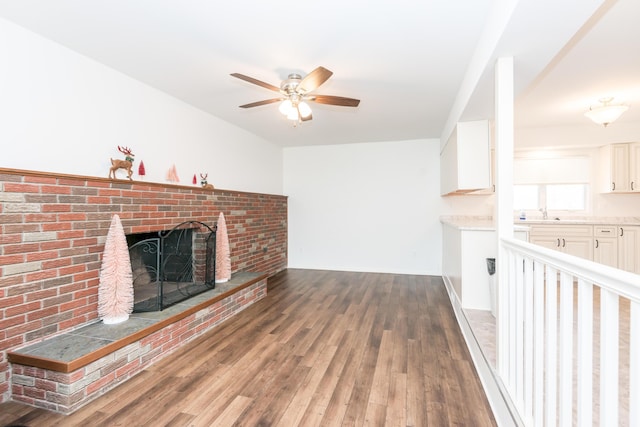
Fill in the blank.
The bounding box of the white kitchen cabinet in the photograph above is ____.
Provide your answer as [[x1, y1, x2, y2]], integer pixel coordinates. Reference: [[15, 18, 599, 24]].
[[529, 224, 594, 260], [593, 225, 618, 268], [618, 225, 640, 274], [440, 120, 490, 195], [471, 149, 496, 194], [630, 143, 640, 192], [599, 142, 640, 193], [442, 220, 528, 311], [442, 223, 495, 310]]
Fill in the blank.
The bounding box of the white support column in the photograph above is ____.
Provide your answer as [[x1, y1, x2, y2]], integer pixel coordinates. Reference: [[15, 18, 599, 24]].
[[495, 56, 514, 382], [494, 56, 514, 242]]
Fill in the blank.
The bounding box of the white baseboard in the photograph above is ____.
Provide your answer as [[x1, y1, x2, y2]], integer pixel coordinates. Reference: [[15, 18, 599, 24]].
[[442, 275, 523, 427]]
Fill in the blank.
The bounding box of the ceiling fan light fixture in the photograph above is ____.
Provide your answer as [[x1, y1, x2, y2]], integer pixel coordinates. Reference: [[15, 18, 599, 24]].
[[298, 101, 312, 118], [286, 108, 299, 121], [584, 97, 629, 127], [279, 99, 293, 116]]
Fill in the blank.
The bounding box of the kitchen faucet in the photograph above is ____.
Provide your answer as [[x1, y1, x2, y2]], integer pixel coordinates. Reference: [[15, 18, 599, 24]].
[[539, 207, 548, 220]]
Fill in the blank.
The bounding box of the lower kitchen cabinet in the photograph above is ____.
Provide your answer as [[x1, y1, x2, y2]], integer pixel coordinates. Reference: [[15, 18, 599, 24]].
[[618, 225, 640, 274], [529, 223, 639, 275], [594, 225, 618, 268], [528, 224, 594, 260]]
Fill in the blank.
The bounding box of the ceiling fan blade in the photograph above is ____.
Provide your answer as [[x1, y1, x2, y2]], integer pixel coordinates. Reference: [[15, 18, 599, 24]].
[[239, 98, 283, 108], [297, 66, 333, 93], [230, 73, 280, 92], [310, 95, 360, 107]]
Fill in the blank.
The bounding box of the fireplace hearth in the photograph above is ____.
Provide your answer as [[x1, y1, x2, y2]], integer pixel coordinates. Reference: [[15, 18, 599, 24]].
[[128, 220, 217, 312]]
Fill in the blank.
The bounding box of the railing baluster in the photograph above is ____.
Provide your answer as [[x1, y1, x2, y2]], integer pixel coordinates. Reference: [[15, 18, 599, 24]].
[[576, 278, 593, 427], [498, 247, 509, 382], [545, 266, 558, 427], [515, 253, 525, 409], [558, 272, 574, 426], [630, 300, 639, 426], [523, 257, 534, 423], [533, 260, 544, 427], [600, 288, 619, 425], [508, 249, 518, 395]]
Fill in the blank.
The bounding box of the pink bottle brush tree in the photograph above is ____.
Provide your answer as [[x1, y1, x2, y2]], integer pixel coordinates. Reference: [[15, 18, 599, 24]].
[[98, 214, 134, 324], [215, 212, 231, 283], [166, 164, 179, 182]]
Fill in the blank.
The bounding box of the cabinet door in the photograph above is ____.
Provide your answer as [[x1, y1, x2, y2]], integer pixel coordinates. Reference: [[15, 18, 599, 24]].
[[630, 143, 640, 192], [530, 235, 561, 252], [610, 143, 630, 192], [594, 237, 618, 268], [618, 226, 640, 274], [471, 149, 495, 194], [562, 236, 594, 260], [440, 120, 490, 195]]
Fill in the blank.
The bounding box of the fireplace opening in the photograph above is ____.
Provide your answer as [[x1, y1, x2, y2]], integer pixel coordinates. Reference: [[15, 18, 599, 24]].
[[127, 220, 217, 312]]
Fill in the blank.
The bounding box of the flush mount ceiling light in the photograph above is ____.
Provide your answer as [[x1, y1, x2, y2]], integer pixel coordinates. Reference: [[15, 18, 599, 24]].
[[584, 97, 629, 127]]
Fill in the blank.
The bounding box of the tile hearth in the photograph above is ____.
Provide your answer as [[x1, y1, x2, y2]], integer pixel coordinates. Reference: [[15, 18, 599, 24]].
[[8, 272, 267, 414]]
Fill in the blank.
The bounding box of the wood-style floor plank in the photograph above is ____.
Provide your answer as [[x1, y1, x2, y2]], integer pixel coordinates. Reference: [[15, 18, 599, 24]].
[[0, 269, 496, 426]]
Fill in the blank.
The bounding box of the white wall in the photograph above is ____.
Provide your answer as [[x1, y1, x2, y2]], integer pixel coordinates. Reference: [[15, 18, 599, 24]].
[[284, 139, 446, 275], [0, 18, 282, 195]]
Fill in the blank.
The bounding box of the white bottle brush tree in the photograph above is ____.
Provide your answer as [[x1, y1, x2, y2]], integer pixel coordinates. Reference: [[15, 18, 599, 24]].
[[98, 214, 134, 324], [215, 212, 231, 283]]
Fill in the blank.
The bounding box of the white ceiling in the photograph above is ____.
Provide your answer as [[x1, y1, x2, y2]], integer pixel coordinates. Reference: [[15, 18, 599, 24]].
[[0, 0, 637, 148]]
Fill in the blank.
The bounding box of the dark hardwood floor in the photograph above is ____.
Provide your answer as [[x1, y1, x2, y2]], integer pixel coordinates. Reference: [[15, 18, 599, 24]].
[[0, 269, 496, 426]]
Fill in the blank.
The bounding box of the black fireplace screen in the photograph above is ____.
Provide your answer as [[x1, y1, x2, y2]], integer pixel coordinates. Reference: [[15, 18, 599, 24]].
[[128, 220, 217, 312]]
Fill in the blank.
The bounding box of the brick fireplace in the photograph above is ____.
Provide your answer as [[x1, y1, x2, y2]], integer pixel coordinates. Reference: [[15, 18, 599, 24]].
[[0, 168, 287, 405]]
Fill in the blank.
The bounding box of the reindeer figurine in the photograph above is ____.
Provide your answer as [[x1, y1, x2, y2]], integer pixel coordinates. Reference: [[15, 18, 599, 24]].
[[109, 146, 135, 180], [200, 173, 214, 190]]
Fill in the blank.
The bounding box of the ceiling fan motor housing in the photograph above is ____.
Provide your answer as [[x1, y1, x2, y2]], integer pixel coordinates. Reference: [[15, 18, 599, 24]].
[[281, 73, 302, 94]]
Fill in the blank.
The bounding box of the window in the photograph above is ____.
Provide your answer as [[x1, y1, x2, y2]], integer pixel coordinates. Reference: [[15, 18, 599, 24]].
[[513, 154, 590, 213], [514, 184, 588, 212]]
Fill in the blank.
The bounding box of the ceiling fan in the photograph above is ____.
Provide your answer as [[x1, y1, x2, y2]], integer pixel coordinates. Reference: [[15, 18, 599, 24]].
[[231, 66, 360, 123]]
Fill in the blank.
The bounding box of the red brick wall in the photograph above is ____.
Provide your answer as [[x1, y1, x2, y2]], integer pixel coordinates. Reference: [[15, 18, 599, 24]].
[[0, 168, 287, 402]]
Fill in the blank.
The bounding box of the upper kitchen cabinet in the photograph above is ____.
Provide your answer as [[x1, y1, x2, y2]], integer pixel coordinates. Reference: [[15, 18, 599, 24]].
[[599, 142, 640, 193], [440, 120, 491, 195]]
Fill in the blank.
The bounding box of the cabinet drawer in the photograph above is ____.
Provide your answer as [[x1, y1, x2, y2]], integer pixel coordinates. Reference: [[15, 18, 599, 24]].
[[594, 225, 617, 236], [529, 224, 593, 237]]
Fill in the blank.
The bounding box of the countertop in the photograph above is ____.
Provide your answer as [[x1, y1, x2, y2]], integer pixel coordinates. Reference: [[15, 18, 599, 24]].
[[515, 217, 640, 226], [440, 217, 495, 231], [440, 216, 640, 230]]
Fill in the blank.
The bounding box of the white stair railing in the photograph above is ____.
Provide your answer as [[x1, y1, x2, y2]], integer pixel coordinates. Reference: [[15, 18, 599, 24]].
[[498, 238, 640, 426]]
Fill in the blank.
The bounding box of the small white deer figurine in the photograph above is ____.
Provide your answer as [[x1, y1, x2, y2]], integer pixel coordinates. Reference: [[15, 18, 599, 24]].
[[109, 146, 135, 180]]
